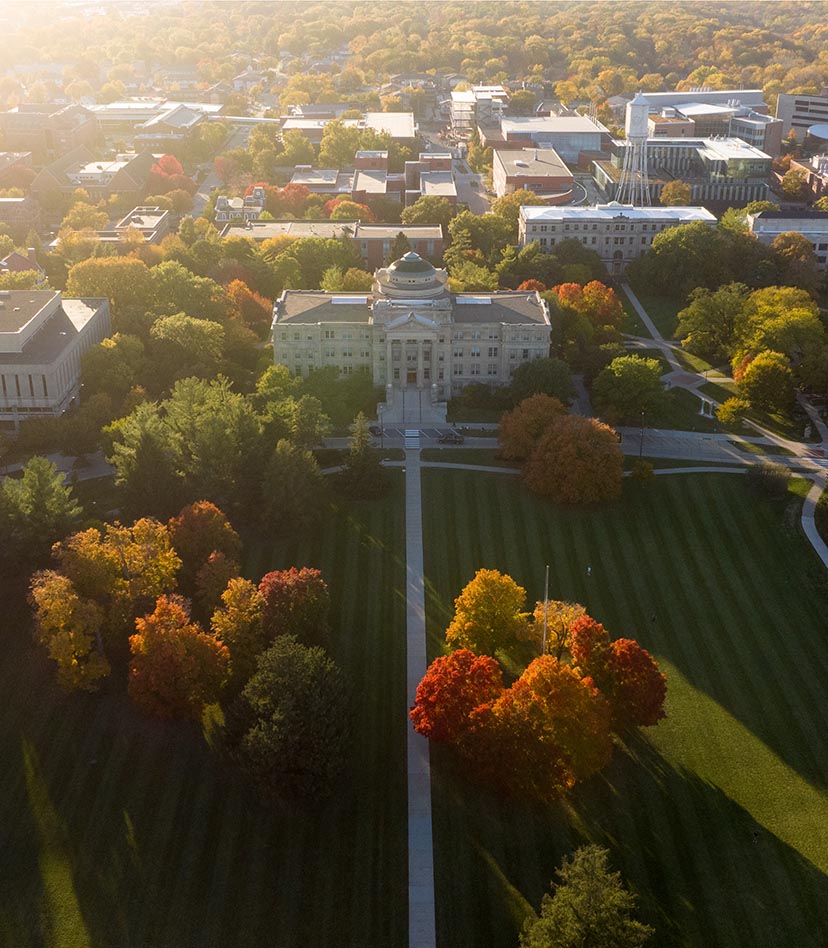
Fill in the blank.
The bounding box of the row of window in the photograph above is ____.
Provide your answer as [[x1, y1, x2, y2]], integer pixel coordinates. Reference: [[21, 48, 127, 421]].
[[532, 221, 671, 234], [0, 372, 49, 400]]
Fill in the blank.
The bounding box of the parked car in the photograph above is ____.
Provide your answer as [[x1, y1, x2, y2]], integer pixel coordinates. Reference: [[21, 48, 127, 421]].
[[368, 425, 382, 436], [438, 431, 465, 444]]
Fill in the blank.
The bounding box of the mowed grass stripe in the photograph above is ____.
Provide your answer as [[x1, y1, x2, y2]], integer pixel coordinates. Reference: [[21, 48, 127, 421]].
[[422, 470, 828, 948]]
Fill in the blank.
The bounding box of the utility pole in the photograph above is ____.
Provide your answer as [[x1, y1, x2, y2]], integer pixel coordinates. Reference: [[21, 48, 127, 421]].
[[541, 564, 549, 655]]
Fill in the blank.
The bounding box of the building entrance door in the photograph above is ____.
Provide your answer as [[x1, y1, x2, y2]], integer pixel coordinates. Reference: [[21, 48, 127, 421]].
[[407, 369, 417, 385]]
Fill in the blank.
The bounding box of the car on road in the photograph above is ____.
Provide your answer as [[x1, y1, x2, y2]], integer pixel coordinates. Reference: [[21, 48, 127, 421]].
[[368, 425, 382, 436], [438, 431, 465, 444]]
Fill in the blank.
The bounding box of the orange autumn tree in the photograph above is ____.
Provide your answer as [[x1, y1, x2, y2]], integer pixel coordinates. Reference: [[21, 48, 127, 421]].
[[551, 280, 623, 330], [476, 656, 613, 802], [410, 649, 504, 743], [168, 501, 241, 595], [129, 595, 229, 718], [523, 414, 623, 504], [498, 394, 566, 461]]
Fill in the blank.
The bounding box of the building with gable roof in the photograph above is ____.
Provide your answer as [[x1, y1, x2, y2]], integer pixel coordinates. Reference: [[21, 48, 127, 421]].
[[271, 252, 550, 401]]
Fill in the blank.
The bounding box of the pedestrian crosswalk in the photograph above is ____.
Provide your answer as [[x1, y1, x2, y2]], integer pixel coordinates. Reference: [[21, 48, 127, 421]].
[[404, 429, 420, 450]]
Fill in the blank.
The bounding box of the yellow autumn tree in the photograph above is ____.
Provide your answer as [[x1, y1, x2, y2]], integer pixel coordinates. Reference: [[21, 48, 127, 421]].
[[29, 571, 110, 691], [531, 600, 587, 660], [446, 568, 530, 656]]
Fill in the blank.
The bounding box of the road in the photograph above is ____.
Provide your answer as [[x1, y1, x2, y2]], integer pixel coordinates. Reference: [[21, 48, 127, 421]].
[[192, 122, 251, 217]]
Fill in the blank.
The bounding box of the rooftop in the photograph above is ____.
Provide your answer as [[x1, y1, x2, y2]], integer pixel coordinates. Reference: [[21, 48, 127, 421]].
[[495, 148, 572, 178], [520, 202, 717, 223], [501, 115, 607, 136], [352, 169, 389, 194], [0, 297, 107, 365], [419, 171, 457, 196], [220, 220, 443, 241], [0, 290, 55, 335], [675, 102, 739, 117]]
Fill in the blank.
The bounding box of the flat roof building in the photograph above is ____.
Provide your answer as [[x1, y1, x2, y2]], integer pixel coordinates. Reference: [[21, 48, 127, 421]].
[[775, 91, 828, 142], [747, 209, 828, 268], [492, 148, 574, 199], [482, 115, 609, 163], [220, 220, 444, 270], [519, 202, 716, 275], [0, 290, 110, 423]]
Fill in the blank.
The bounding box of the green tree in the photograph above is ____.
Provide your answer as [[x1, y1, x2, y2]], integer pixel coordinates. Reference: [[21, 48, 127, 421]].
[[230, 635, 352, 802], [592, 355, 666, 424], [781, 168, 807, 201], [339, 411, 387, 497], [149, 312, 225, 388], [491, 189, 548, 236], [386, 231, 411, 264], [448, 260, 498, 291], [676, 283, 749, 363], [510, 358, 573, 404], [2, 456, 81, 560], [65, 256, 153, 324], [81, 333, 145, 404], [735, 286, 823, 365], [520, 845, 653, 948], [261, 439, 325, 534], [400, 195, 455, 230], [771, 231, 820, 295], [738, 350, 794, 414]]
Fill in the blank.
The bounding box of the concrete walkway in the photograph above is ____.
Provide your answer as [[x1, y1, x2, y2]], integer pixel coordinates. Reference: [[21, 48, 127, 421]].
[[800, 476, 828, 568], [403, 446, 436, 948]]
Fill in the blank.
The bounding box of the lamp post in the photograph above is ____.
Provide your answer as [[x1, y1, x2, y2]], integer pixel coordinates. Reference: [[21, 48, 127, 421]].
[[639, 409, 645, 459]]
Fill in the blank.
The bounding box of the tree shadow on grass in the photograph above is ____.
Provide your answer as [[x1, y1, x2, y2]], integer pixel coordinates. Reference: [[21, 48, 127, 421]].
[[431, 732, 828, 948]]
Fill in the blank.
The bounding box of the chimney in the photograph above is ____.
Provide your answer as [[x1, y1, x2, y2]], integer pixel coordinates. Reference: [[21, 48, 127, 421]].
[[27, 248, 37, 264]]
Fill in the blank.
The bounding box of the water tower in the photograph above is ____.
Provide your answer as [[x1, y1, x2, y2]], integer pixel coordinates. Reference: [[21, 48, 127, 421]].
[[618, 91, 651, 206]]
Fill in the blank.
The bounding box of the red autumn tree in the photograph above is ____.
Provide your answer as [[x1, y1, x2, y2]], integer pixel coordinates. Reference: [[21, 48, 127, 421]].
[[498, 393, 566, 460], [607, 638, 667, 728], [572, 616, 667, 729], [168, 501, 242, 593], [128, 595, 229, 718], [523, 414, 623, 504], [153, 154, 184, 177], [270, 183, 310, 217], [410, 649, 504, 743], [570, 615, 614, 690], [471, 655, 612, 803], [226, 279, 272, 333], [258, 567, 331, 648]]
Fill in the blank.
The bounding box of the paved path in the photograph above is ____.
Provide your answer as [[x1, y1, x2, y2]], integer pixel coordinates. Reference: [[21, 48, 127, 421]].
[[403, 445, 436, 948], [800, 476, 828, 568]]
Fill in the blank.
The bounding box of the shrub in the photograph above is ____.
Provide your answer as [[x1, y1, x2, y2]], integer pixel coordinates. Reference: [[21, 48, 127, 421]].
[[744, 461, 790, 497]]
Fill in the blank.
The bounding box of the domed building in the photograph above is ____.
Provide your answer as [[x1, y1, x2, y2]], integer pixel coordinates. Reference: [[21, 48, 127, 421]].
[[271, 252, 550, 420]]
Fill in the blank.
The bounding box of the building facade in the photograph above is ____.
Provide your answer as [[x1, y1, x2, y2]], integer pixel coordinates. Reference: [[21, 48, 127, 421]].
[[0, 290, 110, 424], [220, 220, 444, 269], [492, 148, 574, 198], [775, 91, 828, 141], [271, 252, 550, 399], [747, 210, 828, 268], [519, 203, 717, 275]]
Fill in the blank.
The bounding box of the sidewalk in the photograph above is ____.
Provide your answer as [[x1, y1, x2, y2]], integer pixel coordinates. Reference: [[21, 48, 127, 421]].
[[403, 446, 436, 948]]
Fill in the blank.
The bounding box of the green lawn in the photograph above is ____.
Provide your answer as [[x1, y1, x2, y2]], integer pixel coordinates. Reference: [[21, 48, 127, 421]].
[[633, 293, 684, 340], [617, 285, 651, 338], [0, 477, 408, 948], [422, 469, 828, 948]]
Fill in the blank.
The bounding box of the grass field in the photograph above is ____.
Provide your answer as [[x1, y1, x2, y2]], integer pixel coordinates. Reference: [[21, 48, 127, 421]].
[[421, 468, 828, 948], [0, 477, 408, 948], [633, 293, 684, 340]]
